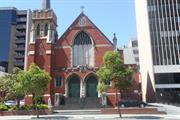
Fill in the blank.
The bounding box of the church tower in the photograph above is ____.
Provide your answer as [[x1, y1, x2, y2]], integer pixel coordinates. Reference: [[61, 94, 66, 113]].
[[26, 0, 57, 104]]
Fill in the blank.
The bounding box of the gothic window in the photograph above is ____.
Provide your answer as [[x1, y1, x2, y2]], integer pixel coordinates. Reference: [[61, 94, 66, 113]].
[[54, 76, 63, 88], [74, 31, 92, 45], [36, 24, 40, 36], [39, 43, 44, 55], [48, 11, 52, 17], [73, 31, 94, 67], [33, 12, 36, 18], [44, 23, 48, 36], [41, 11, 44, 18]]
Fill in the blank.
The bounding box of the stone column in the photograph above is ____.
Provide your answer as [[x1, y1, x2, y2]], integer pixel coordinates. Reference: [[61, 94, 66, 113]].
[[80, 80, 85, 98], [65, 81, 68, 97]]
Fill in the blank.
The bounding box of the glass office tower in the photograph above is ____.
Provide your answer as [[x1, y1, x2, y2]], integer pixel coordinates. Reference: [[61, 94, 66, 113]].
[[0, 7, 17, 72], [135, 0, 180, 103]]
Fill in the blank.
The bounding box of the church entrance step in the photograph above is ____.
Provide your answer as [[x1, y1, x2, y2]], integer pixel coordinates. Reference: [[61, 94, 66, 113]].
[[54, 109, 101, 115], [54, 97, 101, 110]]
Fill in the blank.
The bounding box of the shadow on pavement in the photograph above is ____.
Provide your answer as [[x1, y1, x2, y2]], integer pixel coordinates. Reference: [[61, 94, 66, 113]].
[[115, 116, 163, 119], [31, 116, 70, 120]]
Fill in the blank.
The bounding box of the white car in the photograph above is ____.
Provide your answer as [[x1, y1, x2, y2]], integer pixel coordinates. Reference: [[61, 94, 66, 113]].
[[20, 99, 25, 106], [4, 100, 16, 106], [4, 99, 25, 106]]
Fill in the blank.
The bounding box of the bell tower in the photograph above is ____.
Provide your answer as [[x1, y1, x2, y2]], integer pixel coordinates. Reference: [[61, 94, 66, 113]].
[[26, 0, 57, 104]]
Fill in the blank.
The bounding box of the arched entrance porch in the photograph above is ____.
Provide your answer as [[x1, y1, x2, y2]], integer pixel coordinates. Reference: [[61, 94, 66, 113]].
[[85, 75, 98, 97], [68, 74, 81, 98]]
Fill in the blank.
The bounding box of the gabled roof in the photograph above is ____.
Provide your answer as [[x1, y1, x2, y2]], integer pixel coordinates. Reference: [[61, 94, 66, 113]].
[[58, 12, 113, 46]]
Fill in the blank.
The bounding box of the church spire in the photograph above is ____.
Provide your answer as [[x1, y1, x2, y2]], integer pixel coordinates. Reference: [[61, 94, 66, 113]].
[[42, 0, 51, 10], [113, 33, 117, 50]]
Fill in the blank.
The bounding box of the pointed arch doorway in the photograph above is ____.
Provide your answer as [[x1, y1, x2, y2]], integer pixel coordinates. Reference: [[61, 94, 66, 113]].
[[68, 75, 80, 98], [85, 75, 98, 97]]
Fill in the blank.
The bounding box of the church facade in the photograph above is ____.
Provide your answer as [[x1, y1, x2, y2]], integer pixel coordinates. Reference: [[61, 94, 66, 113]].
[[25, 0, 141, 107]]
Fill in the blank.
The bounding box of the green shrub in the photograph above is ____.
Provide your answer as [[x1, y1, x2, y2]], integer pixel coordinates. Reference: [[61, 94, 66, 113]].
[[29, 104, 48, 110], [0, 104, 9, 111], [37, 104, 48, 110], [18, 105, 29, 110], [29, 104, 36, 110], [8, 106, 17, 111]]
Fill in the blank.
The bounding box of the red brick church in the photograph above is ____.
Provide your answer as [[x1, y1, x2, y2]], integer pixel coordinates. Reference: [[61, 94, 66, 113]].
[[25, 0, 141, 107]]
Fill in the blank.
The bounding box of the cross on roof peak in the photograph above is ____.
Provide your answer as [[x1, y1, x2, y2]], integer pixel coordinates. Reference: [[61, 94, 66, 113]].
[[80, 6, 85, 13]]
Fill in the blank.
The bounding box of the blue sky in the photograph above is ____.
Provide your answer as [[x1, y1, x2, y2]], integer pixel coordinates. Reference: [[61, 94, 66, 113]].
[[0, 0, 137, 47]]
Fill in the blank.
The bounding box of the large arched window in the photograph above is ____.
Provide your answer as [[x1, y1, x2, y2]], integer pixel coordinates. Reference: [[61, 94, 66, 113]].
[[44, 23, 48, 36], [36, 24, 40, 36], [73, 31, 94, 67]]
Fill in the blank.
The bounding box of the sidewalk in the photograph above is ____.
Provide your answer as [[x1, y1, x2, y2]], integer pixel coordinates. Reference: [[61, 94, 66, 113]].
[[0, 114, 180, 120], [149, 103, 180, 115], [0, 103, 180, 119]]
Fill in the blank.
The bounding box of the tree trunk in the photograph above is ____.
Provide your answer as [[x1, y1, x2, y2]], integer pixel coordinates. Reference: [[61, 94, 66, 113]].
[[32, 93, 35, 105], [116, 88, 122, 118], [16, 98, 20, 109], [34, 96, 39, 118]]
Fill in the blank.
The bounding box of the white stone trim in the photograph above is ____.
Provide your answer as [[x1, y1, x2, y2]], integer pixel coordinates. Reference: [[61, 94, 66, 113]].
[[95, 44, 112, 47], [29, 41, 35, 44], [46, 50, 51, 54], [70, 46, 73, 67], [155, 84, 180, 89], [106, 92, 121, 95], [46, 41, 53, 44], [44, 94, 51, 97], [28, 51, 35, 55], [55, 93, 62, 95]]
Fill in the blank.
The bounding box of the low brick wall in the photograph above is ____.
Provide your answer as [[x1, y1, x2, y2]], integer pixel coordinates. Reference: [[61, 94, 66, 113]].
[[0, 110, 53, 116], [101, 108, 166, 114]]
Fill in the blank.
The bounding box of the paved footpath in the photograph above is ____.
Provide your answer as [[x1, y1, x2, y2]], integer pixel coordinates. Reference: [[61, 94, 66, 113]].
[[0, 114, 180, 120], [0, 103, 180, 120], [149, 103, 180, 115]]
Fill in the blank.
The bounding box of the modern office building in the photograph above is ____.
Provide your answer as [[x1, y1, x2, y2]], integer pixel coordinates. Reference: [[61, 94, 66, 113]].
[[14, 10, 31, 71], [42, 0, 50, 9], [0, 7, 17, 72], [0, 7, 31, 72], [135, 0, 180, 102]]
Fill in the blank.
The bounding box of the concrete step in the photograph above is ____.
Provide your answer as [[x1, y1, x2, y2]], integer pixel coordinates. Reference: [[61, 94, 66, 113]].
[[54, 109, 101, 115], [83, 97, 101, 109], [54, 97, 101, 110]]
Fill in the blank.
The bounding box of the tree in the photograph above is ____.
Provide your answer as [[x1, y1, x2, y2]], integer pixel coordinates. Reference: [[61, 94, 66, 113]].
[[0, 74, 14, 102], [0, 67, 24, 108], [97, 82, 109, 94], [97, 51, 133, 118], [18, 63, 51, 118], [97, 82, 109, 107]]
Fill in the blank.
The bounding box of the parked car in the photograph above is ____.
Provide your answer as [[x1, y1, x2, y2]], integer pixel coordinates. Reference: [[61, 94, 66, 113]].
[[4, 99, 25, 106], [20, 99, 25, 106], [4, 100, 16, 106], [118, 100, 147, 108]]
